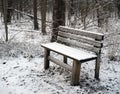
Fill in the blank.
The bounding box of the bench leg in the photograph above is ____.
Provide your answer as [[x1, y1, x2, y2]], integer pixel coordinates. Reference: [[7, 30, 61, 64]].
[[44, 48, 50, 69], [95, 55, 100, 80], [63, 56, 67, 64], [71, 60, 81, 86]]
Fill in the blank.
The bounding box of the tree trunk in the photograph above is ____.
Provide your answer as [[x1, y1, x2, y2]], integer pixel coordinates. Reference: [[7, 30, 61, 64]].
[[40, 0, 47, 35], [19, 0, 23, 19], [33, 0, 39, 30], [95, 0, 104, 27], [3, 0, 8, 41], [65, 0, 71, 25], [116, 0, 120, 18], [51, 0, 65, 42], [7, 0, 13, 23], [1, 0, 4, 17]]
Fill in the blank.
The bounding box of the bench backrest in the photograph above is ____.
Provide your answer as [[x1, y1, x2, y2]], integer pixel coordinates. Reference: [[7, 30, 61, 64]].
[[57, 26, 104, 54]]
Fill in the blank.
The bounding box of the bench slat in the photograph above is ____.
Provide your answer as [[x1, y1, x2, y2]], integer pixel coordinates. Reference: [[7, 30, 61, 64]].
[[58, 31, 103, 48], [41, 42, 97, 61], [57, 36, 100, 54], [59, 26, 104, 41]]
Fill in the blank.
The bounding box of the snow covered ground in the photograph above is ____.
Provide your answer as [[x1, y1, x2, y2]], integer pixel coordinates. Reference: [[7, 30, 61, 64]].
[[0, 18, 120, 94]]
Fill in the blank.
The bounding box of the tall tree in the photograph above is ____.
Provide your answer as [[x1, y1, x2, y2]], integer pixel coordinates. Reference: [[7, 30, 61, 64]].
[[7, 0, 13, 23], [95, 0, 104, 27], [33, 0, 39, 30], [116, 0, 120, 18], [3, 0, 8, 41], [0, 0, 4, 17], [19, 0, 23, 19], [51, 0, 65, 42], [65, 0, 71, 25], [40, 0, 47, 34]]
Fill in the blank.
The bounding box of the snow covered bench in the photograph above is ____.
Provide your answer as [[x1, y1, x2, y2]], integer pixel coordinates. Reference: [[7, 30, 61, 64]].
[[41, 26, 104, 86]]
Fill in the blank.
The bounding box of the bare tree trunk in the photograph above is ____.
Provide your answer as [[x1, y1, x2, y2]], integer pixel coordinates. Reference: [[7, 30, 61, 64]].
[[19, 0, 23, 19], [7, 0, 13, 23], [95, 0, 104, 27], [65, 0, 71, 25], [33, 0, 39, 30], [51, 0, 65, 42], [3, 0, 8, 41], [1, 0, 4, 17], [114, 0, 118, 18], [40, 0, 47, 34], [116, 0, 120, 18], [16, 0, 19, 20]]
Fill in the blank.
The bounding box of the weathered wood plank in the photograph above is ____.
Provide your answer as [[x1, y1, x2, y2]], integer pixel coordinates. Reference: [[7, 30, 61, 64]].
[[48, 56, 72, 71], [71, 60, 81, 86], [58, 31, 103, 48], [59, 26, 104, 41], [95, 53, 101, 80], [57, 36, 100, 54], [64, 56, 67, 64]]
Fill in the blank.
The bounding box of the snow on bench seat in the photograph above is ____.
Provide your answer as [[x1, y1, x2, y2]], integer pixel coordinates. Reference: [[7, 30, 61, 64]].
[[41, 42, 97, 62]]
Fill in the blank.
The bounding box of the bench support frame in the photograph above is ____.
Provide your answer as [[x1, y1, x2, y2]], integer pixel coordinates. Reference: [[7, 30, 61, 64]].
[[64, 56, 67, 64], [71, 60, 81, 86], [44, 48, 50, 69], [95, 54, 101, 80]]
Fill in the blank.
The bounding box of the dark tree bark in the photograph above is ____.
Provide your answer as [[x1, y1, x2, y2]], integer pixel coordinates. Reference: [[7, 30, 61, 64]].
[[0, 0, 4, 17], [95, 0, 104, 27], [3, 0, 8, 41], [65, 0, 71, 25], [19, 0, 23, 18], [7, 0, 13, 23], [71, 0, 74, 15], [116, 0, 120, 18], [51, 0, 65, 42], [40, 0, 47, 35], [33, 0, 39, 30]]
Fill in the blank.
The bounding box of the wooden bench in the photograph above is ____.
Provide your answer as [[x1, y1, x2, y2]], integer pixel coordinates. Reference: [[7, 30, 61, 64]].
[[41, 26, 104, 86]]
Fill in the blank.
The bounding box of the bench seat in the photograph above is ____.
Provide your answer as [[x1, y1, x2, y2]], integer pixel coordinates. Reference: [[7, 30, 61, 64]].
[[41, 42, 97, 62]]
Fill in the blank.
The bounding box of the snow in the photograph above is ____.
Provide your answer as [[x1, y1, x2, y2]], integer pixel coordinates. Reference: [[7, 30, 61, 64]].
[[0, 56, 120, 94], [41, 42, 97, 61], [0, 17, 120, 94]]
